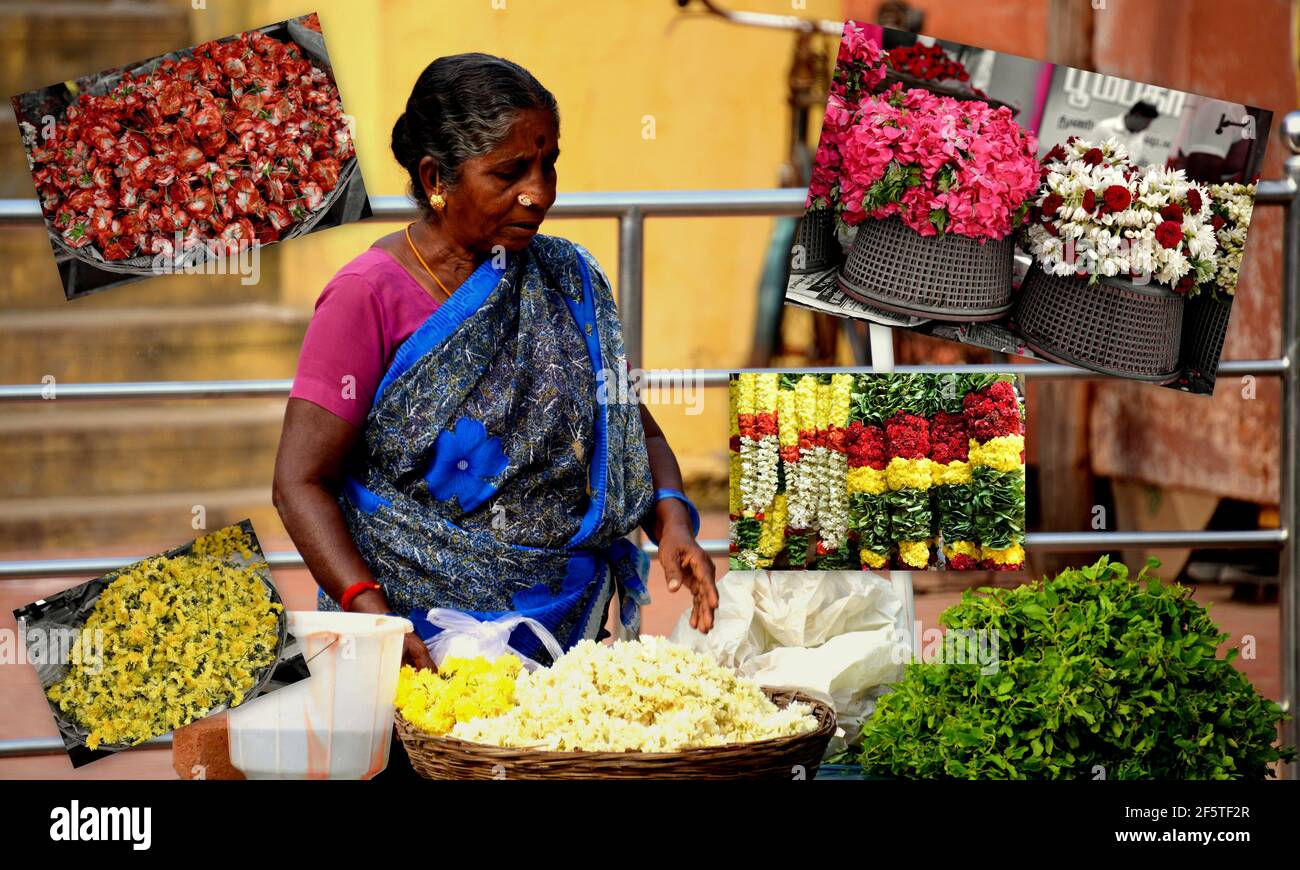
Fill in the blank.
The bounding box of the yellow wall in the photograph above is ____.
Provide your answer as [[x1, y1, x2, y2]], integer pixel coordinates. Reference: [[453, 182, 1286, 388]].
[[203, 0, 842, 483]]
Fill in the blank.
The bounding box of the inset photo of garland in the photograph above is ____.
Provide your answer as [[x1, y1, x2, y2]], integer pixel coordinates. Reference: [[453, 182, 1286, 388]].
[[729, 372, 1026, 572]]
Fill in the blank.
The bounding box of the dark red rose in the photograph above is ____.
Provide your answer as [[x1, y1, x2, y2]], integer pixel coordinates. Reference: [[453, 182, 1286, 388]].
[[1186, 188, 1203, 213], [1155, 220, 1184, 249], [1045, 144, 1068, 163], [1102, 184, 1131, 213], [1159, 204, 1184, 223], [1211, 214, 1227, 231], [1041, 192, 1063, 218], [1082, 189, 1096, 212], [1082, 147, 1104, 166], [1175, 275, 1196, 295]]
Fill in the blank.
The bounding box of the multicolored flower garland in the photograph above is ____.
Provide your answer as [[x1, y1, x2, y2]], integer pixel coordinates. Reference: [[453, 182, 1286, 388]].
[[963, 380, 1027, 570], [730, 373, 1027, 571]]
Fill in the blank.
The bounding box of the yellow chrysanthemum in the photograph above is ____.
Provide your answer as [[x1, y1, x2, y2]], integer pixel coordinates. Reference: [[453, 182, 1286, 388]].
[[814, 380, 832, 430], [736, 373, 756, 416], [929, 459, 972, 486], [968, 435, 1025, 473], [46, 525, 281, 751], [982, 543, 1026, 566], [943, 540, 981, 559], [728, 452, 743, 516], [859, 548, 889, 569], [758, 493, 788, 558], [793, 376, 817, 432], [830, 374, 853, 428], [847, 465, 888, 495], [728, 378, 740, 438], [886, 456, 932, 491], [898, 540, 931, 568], [754, 373, 779, 414], [777, 389, 799, 447], [396, 655, 522, 736]]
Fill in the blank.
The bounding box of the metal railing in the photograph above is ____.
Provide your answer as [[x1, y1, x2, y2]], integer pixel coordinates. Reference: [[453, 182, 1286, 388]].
[[2, 116, 1299, 762]]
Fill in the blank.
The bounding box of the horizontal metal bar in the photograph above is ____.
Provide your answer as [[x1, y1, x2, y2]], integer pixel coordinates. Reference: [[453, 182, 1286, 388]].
[[0, 734, 171, 758], [0, 530, 1285, 580], [0, 189, 809, 228], [1256, 177, 1297, 203], [0, 358, 1288, 403]]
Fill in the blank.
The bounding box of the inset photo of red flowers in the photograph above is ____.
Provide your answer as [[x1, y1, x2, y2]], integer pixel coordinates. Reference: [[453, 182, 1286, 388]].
[[787, 22, 1272, 395], [10, 12, 369, 300]]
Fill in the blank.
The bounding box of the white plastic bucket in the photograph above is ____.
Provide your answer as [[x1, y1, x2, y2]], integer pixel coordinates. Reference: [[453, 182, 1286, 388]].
[[227, 611, 412, 780]]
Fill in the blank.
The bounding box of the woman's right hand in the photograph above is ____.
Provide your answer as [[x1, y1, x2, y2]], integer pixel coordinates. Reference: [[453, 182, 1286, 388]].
[[402, 631, 437, 672]]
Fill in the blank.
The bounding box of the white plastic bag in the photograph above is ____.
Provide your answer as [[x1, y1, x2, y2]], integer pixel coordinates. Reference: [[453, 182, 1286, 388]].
[[422, 609, 564, 672]]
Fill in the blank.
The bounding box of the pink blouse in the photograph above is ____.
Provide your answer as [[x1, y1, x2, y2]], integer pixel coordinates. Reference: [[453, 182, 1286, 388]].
[[289, 247, 441, 428]]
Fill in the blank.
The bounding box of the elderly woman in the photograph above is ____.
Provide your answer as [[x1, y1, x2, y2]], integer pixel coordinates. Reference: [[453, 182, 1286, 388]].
[[273, 53, 717, 674]]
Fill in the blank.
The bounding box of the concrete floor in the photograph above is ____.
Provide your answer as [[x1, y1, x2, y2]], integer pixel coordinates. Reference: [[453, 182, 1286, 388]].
[[0, 511, 1283, 779]]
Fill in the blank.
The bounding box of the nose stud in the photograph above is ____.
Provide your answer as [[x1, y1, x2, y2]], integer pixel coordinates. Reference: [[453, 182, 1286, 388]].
[[517, 193, 533, 207]]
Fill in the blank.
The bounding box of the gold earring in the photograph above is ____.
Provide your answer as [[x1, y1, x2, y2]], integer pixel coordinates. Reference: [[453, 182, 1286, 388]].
[[428, 167, 446, 212]]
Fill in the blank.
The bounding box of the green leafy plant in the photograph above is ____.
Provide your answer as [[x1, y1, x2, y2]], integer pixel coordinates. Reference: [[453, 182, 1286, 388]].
[[857, 557, 1293, 779]]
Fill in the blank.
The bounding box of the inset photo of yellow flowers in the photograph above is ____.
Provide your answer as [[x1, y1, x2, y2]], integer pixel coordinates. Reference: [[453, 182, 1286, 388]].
[[729, 372, 1027, 572], [13, 520, 307, 767]]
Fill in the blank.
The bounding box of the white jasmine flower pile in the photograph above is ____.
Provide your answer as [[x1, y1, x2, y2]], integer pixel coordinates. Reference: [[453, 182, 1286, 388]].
[[450, 637, 818, 752], [1205, 182, 1256, 298]]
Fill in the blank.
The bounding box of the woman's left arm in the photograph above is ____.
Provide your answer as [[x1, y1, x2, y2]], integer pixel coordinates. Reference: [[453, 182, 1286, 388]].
[[640, 404, 718, 633]]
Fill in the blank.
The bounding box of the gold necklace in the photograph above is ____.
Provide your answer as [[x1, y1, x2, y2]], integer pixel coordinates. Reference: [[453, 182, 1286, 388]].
[[404, 224, 453, 300]]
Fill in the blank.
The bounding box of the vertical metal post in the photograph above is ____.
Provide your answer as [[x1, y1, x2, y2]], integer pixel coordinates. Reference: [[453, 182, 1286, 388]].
[[1280, 112, 1300, 777], [618, 207, 645, 372]]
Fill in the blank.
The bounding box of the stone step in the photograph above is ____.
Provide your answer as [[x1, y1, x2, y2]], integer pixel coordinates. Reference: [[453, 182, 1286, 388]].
[[2, 303, 309, 384], [0, 228, 283, 309], [0, 401, 285, 499], [0, 488, 285, 555]]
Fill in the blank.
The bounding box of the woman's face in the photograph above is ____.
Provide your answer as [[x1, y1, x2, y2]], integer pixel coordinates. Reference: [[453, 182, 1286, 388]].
[[421, 108, 559, 254]]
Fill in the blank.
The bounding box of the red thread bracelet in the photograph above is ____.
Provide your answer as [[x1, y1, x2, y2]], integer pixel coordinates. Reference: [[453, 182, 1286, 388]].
[[340, 581, 383, 612]]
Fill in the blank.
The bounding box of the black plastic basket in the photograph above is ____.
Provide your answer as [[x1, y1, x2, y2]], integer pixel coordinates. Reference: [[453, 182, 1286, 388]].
[[790, 208, 842, 275], [1179, 291, 1234, 384], [836, 216, 1014, 321], [1013, 265, 1184, 383]]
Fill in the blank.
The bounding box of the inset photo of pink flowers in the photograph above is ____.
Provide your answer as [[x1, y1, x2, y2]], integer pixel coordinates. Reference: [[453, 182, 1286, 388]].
[[787, 22, 1271, 395]]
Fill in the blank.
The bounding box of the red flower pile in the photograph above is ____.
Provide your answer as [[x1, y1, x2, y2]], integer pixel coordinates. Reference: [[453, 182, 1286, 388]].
[[928, 410, 969, 465], [846, 420, 887, 470], [885, 43, 970, 84], [884, 412, 930, 459], [962, 380, 1022, 444], [28, 28, 355, 260]]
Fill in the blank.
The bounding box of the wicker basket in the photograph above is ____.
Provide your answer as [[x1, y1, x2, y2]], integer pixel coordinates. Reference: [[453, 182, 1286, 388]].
[[1179, 291, 1234, 383], [836, 217, 1014, 321], [1013, 265, 1184, 382], [394, 688, 836, 780], [790, 208, 842, 275]]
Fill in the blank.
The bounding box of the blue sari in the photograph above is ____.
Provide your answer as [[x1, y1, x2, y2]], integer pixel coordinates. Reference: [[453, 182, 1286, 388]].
[[324, 235, 654, 662]]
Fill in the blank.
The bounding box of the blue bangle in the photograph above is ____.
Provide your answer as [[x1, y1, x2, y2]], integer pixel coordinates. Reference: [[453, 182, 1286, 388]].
[[643, 488, 701, 545]]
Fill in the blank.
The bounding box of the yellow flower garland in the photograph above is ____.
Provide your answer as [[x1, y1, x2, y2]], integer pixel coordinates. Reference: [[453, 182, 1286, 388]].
[[728, 452, 743, 516], [943, 540, 980, 560], [886, 456, 932, 491], [898, 539, 931, 569], [981, 542, 1025, 566], [859, 548, 889, 569], [847, 465, 888, 495], [968, 435, 1025, 473], [754, 373, 779, 415], [830, 374, 853, 427], [929, 458, 972, 486], [736, 373, 756, 416], [777, 388, 799, 447]]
